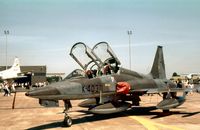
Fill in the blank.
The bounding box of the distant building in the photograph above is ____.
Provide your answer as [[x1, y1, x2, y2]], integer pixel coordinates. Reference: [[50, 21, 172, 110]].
[[0, 66, 46, 85]]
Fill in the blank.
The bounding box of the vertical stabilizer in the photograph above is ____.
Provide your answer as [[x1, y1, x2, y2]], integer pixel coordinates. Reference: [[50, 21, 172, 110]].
[[150, 46, 166, 79], [10, 57, 21, 74]]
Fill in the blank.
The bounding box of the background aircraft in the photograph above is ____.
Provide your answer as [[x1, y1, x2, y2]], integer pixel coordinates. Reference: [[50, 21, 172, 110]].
[[25, 43, 200, 127], [0, 57, 26, 80]]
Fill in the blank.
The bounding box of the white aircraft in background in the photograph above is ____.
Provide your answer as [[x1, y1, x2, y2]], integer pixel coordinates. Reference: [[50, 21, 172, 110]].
[[185, 73, 200, 79], [0, 57, 26, 80]]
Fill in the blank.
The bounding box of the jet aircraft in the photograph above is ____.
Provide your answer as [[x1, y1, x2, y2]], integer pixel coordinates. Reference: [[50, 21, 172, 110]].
[[0, 57, 26, 80], [25, 42, 200, 127]]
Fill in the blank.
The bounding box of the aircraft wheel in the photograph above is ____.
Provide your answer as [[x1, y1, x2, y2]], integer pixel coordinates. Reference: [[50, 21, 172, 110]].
[[63, 116, 72, 127], [163, 109, 170, 113]]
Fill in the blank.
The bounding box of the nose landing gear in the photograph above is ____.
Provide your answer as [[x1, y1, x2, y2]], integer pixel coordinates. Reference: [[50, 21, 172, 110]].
[[63, 112, 72, 127], [63, 100, 72, 127]]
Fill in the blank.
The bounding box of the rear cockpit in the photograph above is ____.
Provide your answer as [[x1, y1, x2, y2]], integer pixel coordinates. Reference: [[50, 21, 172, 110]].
[[92, 42, 121, 74]]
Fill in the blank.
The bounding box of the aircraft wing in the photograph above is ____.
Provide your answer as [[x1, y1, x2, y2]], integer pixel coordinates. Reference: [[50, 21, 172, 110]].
[[129, 88, 191, 94], [146, 88, 185, 94], [3, 75, 27, 80], [144, 87, 200, 94]]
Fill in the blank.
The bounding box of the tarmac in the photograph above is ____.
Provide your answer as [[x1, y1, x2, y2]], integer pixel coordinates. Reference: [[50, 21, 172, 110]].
[[0, 91, 200, 130]]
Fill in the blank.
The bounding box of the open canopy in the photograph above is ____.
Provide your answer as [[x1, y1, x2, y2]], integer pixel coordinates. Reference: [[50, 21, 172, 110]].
[[69, 42, 121, 74], [92, 42, 121, 66], [70, 42, 103, 71]]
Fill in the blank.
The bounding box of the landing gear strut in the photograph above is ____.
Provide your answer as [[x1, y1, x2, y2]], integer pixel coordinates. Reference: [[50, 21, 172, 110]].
[[63, 100, 72, 127]]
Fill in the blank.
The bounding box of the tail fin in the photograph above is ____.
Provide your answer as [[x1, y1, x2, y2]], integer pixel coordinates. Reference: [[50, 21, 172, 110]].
[[10, 57, 21, 73], [150, 46, 166, 79]]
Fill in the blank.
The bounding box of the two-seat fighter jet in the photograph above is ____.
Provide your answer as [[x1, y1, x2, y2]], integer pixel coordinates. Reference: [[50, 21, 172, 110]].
[[25, 42, 200, 127]]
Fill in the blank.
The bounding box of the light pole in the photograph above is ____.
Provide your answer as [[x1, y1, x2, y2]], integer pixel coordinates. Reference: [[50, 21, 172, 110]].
[[4, 30, 9, 70], [127, 30, 132, 70]]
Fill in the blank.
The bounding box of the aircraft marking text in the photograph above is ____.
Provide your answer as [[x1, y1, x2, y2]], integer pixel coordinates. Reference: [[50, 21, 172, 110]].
[[82, 85, 100, 93]]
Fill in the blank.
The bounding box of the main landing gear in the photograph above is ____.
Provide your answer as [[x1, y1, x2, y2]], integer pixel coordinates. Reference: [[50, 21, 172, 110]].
[[63, 100, 72, 127]]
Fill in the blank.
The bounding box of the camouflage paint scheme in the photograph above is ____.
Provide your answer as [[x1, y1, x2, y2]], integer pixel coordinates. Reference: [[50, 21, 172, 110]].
[[25, 42, 200, 127]]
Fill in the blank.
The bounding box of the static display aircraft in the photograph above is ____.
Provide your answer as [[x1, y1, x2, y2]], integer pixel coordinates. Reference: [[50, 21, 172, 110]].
[[25, 42, 200, 127], [0, 57, 26, 80]]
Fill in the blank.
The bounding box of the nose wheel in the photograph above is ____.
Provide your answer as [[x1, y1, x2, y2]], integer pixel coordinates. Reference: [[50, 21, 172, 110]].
[[63, 100, 72, 127], [63, 113, 72, 127]]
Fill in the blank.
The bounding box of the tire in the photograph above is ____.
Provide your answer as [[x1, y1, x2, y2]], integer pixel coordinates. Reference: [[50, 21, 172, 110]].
[[63, 116, 72, 127], [163, 109, 170, 113]]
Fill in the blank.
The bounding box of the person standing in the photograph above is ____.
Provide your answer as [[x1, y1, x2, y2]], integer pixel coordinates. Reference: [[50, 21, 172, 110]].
[[3, 81, 10, 96]]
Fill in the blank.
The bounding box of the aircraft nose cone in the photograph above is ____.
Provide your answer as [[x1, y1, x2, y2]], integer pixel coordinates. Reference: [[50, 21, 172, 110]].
[[25, 80, 82, 100], [25, 86, 60, 99]]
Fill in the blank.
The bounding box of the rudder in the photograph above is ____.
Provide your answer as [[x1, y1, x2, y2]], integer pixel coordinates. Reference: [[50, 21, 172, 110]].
[[150, 46, 166, 79], [11, 57, 21, 74]]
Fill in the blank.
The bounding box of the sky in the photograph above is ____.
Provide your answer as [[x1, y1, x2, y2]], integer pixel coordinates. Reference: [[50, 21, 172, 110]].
[[0, 0, 200, 78]]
